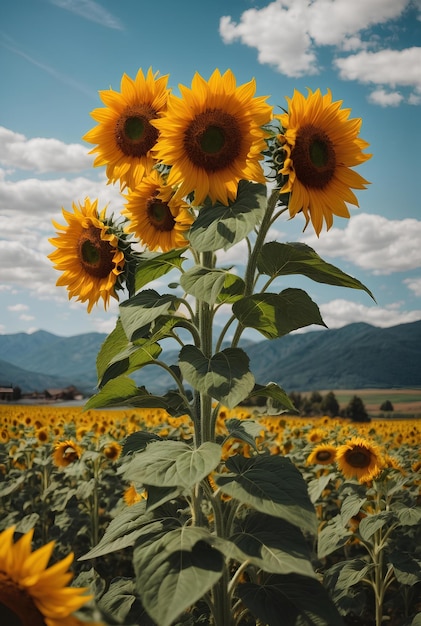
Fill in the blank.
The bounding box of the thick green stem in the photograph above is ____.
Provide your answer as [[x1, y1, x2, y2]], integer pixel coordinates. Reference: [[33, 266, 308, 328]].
[[91, 458, 100, 548], [199, 251, 215, 444], [231, 189, 282, 347]]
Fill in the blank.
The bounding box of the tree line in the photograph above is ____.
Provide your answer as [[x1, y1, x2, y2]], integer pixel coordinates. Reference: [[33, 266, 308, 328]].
[[288, 391, 394, 422]]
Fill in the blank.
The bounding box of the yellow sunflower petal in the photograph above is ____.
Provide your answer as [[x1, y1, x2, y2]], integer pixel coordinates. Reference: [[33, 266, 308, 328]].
[[152, 68, 273, 206], [276, 88, 371, 235]]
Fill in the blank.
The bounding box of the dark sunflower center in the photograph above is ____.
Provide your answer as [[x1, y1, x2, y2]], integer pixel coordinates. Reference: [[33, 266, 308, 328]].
[[147, 198, 175, 231], [345, 447, 371, 468], [291, 124, 336, 189], [114, 104, 159, 157], [0, 575, 46, 626], [316, 450, 333, 462], [78, 226, 116, 279], [183, 108, 242, 172]]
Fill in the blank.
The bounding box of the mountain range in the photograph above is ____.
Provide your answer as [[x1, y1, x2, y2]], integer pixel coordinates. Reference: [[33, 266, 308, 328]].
[[0, 320, 420, 396]]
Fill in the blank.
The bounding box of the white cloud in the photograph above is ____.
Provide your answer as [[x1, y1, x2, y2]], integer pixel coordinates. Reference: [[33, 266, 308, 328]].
[[319, 298, 421, 328], [307, 0, 408, 46], [404, 277, 421, 296], [219, 0, 420, 104], [220, 2, 318, 77], [0, 127, 93, 173], [301, 213, 421, 275], [335, 47, 421, 98], [49, 0, 124, 30], [19, 314, 35, 322], [7, 303, 29, 312], [0, 172, 123, 225], [368, 89, 404, 106]]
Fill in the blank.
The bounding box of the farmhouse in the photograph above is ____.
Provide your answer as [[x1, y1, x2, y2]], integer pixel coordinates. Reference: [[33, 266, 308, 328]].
[[0, 386, 14, 401]]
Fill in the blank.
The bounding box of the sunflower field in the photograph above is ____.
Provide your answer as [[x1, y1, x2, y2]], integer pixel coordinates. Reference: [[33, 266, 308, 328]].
[[3, 66, 420, 626], [1, 402, 420, 626]]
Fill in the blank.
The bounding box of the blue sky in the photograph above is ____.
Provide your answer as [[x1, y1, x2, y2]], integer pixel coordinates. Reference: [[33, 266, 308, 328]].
[[0, 0, 420, 339]]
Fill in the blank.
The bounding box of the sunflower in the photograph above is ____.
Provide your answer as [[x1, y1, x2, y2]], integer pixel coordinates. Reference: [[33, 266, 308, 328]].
[[0, 526, 93, 626], [276, 88, 371, 235], [102, 442, 122, 461], [123, 483, 146, 506], [123, 169, 194, 251], [49, 198, 125, 313], [307, 428, 327, 444], [151, 68, 273, 206], [307, 443, 337, 466], [336, 437, 383, 483], [83, 67, 170, 190], [52, 440, 81, 467]]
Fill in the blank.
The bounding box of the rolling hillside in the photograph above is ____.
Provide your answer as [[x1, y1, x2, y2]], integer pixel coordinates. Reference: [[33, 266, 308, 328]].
[[0, 320, 420, 395]]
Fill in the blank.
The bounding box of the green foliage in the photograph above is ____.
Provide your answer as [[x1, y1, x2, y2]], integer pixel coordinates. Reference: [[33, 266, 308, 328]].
[[179, 346, 255, 409], [71, 177, 381, 624], [344, 395, 369, 422], [232, 288, 326, 339], [257, 241, 375, 299], [188, 180, 267, 252], [380, 399, 394, 411]]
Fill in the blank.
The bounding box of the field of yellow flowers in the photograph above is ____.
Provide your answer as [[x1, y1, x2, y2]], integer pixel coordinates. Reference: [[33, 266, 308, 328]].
[[1, 403, 420, 625]]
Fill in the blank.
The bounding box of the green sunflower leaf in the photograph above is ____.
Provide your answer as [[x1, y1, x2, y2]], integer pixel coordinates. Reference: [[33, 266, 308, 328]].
[[236, 573, 344, 626], [243, 382, 298, 414], [99, 340, 162, 388], [79, 501, 180, 561], [133, 526, 224, 626], [119, 289, 179, 341], [214, 455, 317, 534], [124, 440, 221, 489], [317, 514, 352, 559], [96, 318, 128, 382], [231, 511, 316, 577], [225, 418, 264, 450], [179, 346, 255, 408], [358, 511, 396, 542], [188, 180, 267, 252], [217, 272, 245, 303], [179, 266, 229, 305], [232, 288, 327, 339], [84, 375, 139, 410], [257, 241, 375, 299], [134, 248, 187, 292]]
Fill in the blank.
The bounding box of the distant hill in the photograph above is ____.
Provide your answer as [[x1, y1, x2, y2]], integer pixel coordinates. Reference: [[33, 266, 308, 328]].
[[0, 321, 420, 396], [246, 321, 421, 391]]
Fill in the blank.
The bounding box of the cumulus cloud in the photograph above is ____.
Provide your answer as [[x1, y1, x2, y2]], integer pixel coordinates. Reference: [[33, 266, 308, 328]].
[[220, 3, 317, 78], [7, 303, 29, 312], [319, 298, 421, 328], [368, 89, 404, 106], [404, 277, 421, 296], [219, 0, 420, 105], [335, 47, 421, 100], [301, 213, 421, 275], [0, 127, 93, 173]]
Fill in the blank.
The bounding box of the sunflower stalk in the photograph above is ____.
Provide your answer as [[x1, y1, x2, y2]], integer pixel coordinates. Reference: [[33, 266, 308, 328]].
[[46, 67, 375, 626]]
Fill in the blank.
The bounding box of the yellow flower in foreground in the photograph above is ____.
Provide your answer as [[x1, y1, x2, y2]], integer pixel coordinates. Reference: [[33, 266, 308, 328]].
[[49, 199, 125, 313], [52, 440, 82, 467], [0, 526, 92, 626], [83, 67, 170, 190], [277, 88, 371, 235], [307, 443, 337, 466], [123, 169, 194, 251], [336, 437, 383, 483], [123, 483, 146, 506], [152, 68, 273, 205]]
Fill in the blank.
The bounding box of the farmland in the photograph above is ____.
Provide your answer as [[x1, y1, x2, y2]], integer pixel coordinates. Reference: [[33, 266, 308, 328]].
[[0, 401, 420, 625]]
